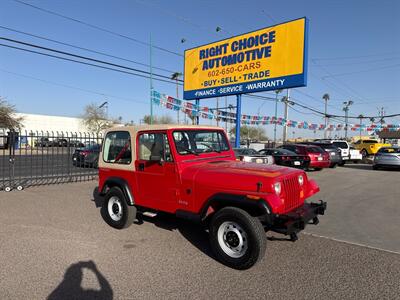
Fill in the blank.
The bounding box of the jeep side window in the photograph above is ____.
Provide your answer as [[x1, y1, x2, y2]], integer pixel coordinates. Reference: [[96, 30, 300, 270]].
[[103, 131, 131, 164], [138, 133, 173, 162]]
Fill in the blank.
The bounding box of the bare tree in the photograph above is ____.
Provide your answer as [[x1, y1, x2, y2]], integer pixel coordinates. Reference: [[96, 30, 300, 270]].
[[230, 125, 268, 142], [81, 103, 113, 135], [0, 97, 23, 130], [143, 114, 175, 125]]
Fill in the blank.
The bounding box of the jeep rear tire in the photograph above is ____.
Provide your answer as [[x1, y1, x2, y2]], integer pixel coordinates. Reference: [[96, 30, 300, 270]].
[[101, 187, 136, 229], [209, 207, 266, 270]]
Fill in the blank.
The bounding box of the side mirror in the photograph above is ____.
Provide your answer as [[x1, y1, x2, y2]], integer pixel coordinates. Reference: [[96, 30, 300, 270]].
[[149, 155, 162, 161]]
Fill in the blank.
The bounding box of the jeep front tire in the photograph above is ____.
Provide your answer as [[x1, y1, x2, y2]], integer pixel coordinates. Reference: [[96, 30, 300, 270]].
[[209, 207, 266, 270], [101, 187, 136, 229]]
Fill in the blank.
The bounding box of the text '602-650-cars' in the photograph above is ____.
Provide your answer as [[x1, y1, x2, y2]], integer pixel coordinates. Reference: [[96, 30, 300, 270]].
[[96, 125, 326, 270]]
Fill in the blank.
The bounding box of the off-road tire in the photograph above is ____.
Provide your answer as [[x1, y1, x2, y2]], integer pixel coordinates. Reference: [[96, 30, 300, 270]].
[[209, 207, 266, 270], [101, 187, 136, 229]]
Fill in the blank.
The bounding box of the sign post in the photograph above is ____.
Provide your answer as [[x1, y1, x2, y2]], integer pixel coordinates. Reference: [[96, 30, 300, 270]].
[[235, 94, 242, 147]]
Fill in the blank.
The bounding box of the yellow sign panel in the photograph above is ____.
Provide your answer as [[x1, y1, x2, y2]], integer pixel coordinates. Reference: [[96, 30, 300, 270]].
[[184, 18, 308, 99]]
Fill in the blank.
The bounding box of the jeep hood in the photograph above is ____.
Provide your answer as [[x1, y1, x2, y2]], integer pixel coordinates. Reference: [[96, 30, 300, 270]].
[[181, 160, 302, 193]]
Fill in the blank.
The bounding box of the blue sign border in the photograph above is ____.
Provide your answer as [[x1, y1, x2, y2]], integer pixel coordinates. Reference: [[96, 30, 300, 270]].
[[183, 17, 309, 100]]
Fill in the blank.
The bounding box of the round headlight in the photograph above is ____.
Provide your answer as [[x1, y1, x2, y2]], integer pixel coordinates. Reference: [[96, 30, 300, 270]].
[[298, 175, 304, 186], [273, 182, 281, 195]]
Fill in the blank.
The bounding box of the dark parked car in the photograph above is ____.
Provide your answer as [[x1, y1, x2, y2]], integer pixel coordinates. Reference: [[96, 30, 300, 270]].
[[233, 148, 274, 164], [259, 148, 310, 169], [278, 144, 330, 171], [72, 144, 101, 168], [69, 140, 85, 148], [35, 137, 52, 147], [52, 138, 69, 147], [300, 142, 343, 168]]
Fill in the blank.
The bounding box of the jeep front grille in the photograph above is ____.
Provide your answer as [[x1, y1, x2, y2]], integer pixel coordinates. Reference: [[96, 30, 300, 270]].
[[282, 176, 302, 213]]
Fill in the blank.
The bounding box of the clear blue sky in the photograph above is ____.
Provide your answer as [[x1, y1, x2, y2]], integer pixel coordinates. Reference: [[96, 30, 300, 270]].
[[1, 0, 399, 138]]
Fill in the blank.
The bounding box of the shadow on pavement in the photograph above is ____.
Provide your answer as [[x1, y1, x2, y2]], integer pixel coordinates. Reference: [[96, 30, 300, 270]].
[[139, 213, 215, 259], [47, 260, 113, 300], [343, 164, 400, 172]]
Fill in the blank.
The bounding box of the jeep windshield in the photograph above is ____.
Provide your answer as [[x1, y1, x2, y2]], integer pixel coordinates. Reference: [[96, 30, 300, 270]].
[[173, 130, 230, 155]]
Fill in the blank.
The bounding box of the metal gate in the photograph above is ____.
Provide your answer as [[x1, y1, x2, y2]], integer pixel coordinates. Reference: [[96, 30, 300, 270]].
[[0, 130, 102, 192]]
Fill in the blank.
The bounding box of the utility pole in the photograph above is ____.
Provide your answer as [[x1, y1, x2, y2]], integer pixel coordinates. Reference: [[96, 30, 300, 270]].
[[273, 89, 282, 145], [282, 89, 291, 143], [343, 100, 353, 139], [225, 96, 228, 133], [216, 97, 219, 127], [149, 33, 153, 125]]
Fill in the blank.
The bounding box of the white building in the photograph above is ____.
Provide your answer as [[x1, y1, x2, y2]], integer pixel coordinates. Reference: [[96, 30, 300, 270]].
[[15, 113, 88, 133]]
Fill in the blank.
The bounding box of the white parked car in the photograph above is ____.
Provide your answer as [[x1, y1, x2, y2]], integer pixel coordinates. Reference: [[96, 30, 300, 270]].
[[315, 139, 350, 163], [349, 147, 363, 163]]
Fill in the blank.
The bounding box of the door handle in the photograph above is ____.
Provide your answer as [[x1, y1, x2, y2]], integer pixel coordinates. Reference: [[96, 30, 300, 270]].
[[138, 163, 145, 171]]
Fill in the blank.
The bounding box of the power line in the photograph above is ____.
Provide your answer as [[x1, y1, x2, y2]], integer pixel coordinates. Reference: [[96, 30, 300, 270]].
[[12, 0, 183, 57], [0, 37, 183, 83], [312, 51, 400, 61], [321, 63, 400, 79], [0, 25, 178, 74], [0, 68, 148, 105], [0, 42, 182, 86]]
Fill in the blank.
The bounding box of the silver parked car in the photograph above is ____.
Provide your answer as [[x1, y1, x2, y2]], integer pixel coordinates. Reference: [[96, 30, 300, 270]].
[[373, 146, 400, 170], [233, 148, 274, 165]]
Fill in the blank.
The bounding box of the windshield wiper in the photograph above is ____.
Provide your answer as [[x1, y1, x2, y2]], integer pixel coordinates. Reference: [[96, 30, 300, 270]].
[[184, 148, 199, 156]]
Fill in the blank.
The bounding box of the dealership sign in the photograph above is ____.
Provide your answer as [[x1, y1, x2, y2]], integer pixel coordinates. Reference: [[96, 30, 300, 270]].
[[183, 18, 308, 100]]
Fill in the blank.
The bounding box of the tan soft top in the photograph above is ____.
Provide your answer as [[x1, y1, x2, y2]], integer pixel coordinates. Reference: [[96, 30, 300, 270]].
[[99, 124, 224, 170], [103, 124, 223, 137]]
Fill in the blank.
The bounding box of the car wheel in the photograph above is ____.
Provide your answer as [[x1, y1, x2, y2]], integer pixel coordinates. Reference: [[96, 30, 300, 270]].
[[101, 187, 136, 229], [373, 165, 379, 170], [338, 161, 345, 166], [329, 163, 337, 168], [361, 149, 368, 158], [209, 207, 266, 270], [314, 168, 322, 171]]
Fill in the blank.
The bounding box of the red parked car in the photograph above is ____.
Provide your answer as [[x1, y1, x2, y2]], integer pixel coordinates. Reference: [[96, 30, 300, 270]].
[[279, 144, 330, 171], [97, 125, 326, 269]]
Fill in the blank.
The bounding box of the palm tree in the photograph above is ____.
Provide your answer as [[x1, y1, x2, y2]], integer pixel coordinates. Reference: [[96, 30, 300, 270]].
[[322, 93, 330, 138], [171, 72, 183, 123]]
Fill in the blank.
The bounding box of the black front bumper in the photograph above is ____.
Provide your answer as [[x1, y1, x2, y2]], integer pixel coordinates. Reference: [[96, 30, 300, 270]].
[[262, 201, 327, 235]]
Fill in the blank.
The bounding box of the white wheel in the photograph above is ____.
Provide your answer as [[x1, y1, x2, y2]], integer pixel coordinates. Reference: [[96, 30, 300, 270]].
[[5, 187, 11, 192], [107, 196, 123, 222], [217, 221, 248, 258], [16, 186, 23, 191]]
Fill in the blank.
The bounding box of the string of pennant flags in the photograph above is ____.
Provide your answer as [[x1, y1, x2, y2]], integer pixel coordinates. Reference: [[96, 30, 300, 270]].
[[151, 90, 400, 132]]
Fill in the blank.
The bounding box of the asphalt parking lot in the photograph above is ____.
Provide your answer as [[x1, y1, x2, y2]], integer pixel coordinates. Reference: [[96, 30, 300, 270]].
[[0, 164, 399, 299]]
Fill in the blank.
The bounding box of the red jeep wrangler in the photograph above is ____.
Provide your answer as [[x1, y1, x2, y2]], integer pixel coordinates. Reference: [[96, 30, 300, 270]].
[[98, 125, 326, 269]]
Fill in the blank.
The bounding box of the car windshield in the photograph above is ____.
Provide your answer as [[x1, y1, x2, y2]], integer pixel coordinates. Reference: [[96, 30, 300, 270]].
[[378, 147, 400, 153], [364, 140, 378, 143], [332, 142, 348, 149], [307, 146, 325, 153], [273, 148, 296, 155], [173, 130, 230, 155], [85, 144, 100, 151]]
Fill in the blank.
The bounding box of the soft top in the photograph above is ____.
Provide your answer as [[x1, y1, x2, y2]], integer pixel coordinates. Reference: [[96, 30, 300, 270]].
[[104, 124, 223, 136]]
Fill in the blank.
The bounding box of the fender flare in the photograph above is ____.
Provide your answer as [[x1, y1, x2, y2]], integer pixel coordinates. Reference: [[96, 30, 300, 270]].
[[101, 177, 134, 206], [200, 193, 272, 219]]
